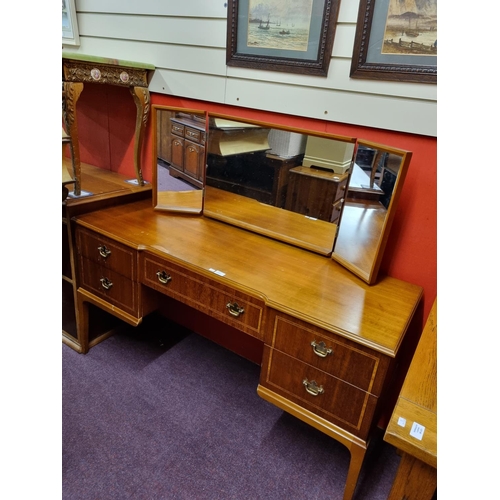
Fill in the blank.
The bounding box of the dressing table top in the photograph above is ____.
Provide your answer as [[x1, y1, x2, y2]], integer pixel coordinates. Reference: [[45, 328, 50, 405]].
[[74, 198, 422, 356]]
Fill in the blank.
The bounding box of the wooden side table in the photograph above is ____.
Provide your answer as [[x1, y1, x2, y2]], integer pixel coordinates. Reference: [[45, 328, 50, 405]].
[[384, 299, 437, 500], [62, 54, 155, 189]]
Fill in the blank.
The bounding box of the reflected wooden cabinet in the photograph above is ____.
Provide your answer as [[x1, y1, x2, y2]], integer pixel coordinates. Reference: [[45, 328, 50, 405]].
[[168, 114, 206, 188], [285, 166, 349, 223]]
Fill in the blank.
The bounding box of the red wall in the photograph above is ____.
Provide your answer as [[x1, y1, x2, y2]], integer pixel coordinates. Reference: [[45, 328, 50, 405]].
[[75, 88, 436, 322]]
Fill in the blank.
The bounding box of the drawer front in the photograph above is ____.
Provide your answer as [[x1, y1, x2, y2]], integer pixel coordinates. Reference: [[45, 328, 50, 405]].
[[332, 176, 348, 203], [141, 253, 265, 339], [330, 198, 343, 224], [260, 347, 377, 439], [79, 257, 139, 316], [76, 227, 136, 280], [184, 126, 203, 144], [171, 122, 185, 137], [266, 311, 390, 396]]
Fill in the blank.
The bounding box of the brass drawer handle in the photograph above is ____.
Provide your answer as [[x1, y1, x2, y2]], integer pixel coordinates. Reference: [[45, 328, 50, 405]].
[[100, 277, 113, 290], [303, 378, 324, 397], [98, 245, 111, 258], [310, 340, 333, 358], [226, 302, 244, 317], [156, 270, 172, 284]]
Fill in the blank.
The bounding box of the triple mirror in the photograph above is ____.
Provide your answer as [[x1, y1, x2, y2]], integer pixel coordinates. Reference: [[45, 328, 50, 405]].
[[152, 105, 412, 285]]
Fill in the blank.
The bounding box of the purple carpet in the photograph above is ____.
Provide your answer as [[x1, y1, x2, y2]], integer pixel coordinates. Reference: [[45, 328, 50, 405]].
[[62, 318, 400, 499], [157, 163, 197, 191]]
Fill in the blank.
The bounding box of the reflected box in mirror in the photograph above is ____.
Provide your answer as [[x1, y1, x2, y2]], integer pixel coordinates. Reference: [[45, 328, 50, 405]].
[[267, 130, 307, 159], [303, 136, 354, 174]]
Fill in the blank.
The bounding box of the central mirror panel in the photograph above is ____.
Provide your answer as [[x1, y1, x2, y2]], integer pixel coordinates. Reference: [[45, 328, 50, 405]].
[[204, 113, 356, 256]]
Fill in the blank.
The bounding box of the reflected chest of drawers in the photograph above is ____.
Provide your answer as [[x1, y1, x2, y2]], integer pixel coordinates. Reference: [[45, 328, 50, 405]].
[[169, 116, 206, 188], [285, 166, 349, 223]]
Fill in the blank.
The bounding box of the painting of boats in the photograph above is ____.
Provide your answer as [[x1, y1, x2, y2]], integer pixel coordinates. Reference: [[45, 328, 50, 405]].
[[246, 0, 313, 51]]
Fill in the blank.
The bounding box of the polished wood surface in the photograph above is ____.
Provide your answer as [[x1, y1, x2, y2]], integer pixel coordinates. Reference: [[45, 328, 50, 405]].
[[384, 299, 437, 499], [75, 198, 422, 356], [64, 163, 151, 210], [156, 190, 203, 213], [204, 185, 338, 257]]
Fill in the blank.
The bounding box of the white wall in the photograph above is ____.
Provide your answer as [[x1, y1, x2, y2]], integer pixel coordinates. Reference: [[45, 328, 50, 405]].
[[63, 0, 437, 137]]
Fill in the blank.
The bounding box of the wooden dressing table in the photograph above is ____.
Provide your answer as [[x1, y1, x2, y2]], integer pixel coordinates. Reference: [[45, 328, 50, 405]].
[[71, 197, 422, 500]]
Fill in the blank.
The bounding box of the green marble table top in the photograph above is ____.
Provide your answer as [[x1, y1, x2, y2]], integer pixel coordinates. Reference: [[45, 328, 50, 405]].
[[62, 52, 155, 70]]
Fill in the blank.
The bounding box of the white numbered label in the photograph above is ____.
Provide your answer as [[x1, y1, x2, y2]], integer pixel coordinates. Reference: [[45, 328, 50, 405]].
[[409, 422, 425, 440]]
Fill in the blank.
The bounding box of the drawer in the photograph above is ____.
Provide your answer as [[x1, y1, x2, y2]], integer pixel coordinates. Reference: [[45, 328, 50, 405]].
[[184, 126, 204, 144], [266, 311, 390, 396], [76, 227, 137, 280], [332, 175, 348, 203], [330, 198, 343, 224], [79, 257, 139, 316], [171, 122, 185, 137], [260, 347, 377, 439], [141, 253, 265, 339]]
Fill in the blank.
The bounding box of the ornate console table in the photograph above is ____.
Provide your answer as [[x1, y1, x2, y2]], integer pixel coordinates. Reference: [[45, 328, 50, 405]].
[[62, 54, 155, 191]]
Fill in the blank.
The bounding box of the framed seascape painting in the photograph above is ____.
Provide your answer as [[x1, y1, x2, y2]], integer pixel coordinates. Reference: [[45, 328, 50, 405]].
[[350, 0, 437, 83], [226, 0, 341, 76], [62, 0, 80, 46]]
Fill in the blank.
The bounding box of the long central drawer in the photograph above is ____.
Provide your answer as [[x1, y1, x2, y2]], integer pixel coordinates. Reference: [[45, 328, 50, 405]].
[[141, 252, 266, 339]]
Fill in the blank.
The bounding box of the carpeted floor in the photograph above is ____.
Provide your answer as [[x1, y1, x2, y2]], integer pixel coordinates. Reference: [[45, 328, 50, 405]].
[[62, 319, 401, 500], [157, 162, 197, 192]]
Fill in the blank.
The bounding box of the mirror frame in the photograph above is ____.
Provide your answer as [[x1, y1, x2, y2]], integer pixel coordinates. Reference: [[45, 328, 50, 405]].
[[152, 105, 207, 214], [332, 140, 412, 284]]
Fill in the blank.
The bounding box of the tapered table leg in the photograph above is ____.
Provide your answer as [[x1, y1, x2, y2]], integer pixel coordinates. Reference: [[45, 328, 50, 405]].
[[342, 443, 366, 500]]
